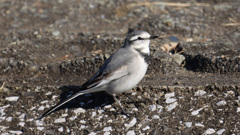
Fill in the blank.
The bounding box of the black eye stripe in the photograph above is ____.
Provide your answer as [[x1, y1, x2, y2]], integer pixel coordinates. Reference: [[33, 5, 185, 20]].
[[138, 37, 144, 40]]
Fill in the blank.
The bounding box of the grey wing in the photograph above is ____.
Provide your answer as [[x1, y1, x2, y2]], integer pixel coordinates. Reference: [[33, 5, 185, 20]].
[[81, 48, 135, 90]]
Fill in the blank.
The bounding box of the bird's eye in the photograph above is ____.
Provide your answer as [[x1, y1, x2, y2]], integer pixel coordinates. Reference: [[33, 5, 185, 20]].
[[138, 37, 144, 40]]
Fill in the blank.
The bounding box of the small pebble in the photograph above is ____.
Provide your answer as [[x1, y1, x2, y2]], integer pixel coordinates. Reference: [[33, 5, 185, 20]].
[[54, 118, 66, 123], [191, 108, 203, 116], [165, 98, 177, 104], [9, 131, 23, 135], [166, 102, 178, 111], [204, 128, 215, 135], [89, 132, 97, 135], [37, 127, 44, 131], [80, 125, 86, 129], [195, 123, 204, 127], [194, 90, 206, 96], [18, 122, 25, 127], [5, 96, 19, 101], [91, 112, 97, 118], [104, 105, 112, 109], [142, 126, 150, 131], [236, 107, 240, 113], [124, 118, 137, 128], [149, 105, 156, 111], [6, 117, 12, 122], [165, 92, 175, 99], [216, 129, 225, 135], [126, 130, 135, 135], [152, 115, 160, 119], [185, 122, 192, 128], [35, 121, 43, 126], [45, 91, 52, 95], [38, 106, 45, 111], [103, 126, 112, 132], [52, 31, 60, 36], [58, 127, 64, 132], [216, 101, 227, 106], [73, 108, 86, 114]]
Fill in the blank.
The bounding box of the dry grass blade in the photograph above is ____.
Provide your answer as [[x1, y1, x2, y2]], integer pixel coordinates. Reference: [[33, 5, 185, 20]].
[[127, 2, 210, 8], [221, 23, 240, 26]]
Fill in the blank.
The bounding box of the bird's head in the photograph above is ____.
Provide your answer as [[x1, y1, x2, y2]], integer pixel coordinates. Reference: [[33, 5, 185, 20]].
[[124, 31, 158, 54]]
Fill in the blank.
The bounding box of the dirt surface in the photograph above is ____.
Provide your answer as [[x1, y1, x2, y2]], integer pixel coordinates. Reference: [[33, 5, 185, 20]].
[[0, 0, 240, 134]]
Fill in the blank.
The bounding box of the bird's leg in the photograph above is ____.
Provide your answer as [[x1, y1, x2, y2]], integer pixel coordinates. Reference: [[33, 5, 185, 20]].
[[123, 93, 135, 102], [113, 95, 129, 116], [122, 93, 140, 108]]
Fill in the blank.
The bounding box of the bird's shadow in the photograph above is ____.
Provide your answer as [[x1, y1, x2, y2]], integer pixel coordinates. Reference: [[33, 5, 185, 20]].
[[54, 85, 115, 112]]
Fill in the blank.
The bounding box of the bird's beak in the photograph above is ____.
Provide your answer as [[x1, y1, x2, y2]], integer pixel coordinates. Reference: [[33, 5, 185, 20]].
[[149, 36, 159, 39]]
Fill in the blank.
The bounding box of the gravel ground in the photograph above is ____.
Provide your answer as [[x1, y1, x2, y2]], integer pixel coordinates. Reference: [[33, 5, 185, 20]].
[[0, 0, 240, 134]]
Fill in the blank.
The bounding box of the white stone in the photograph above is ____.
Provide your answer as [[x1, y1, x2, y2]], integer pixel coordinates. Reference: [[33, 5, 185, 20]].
[[98, 110, 104, 114], [157, 105, 163, 113], [142, 126, 150, 131], [0, 126, 8, 130], [194, 90, 206, 96], [6, 117, 12, 122], [9, 131, 23, 134], [165, 98, 177, 104], [132, 108, 138, 112], [54, 118, 66, 123], [58, 127, 64, 132], [5, 96, 19, 101], [216, 101, 227, 106], [126, 130, 135, 135], [26, 118, 34, 122], [69, 116, 77, 121], [52, 95, 58, 99], [89, 132, 97, 135], [185, 122, 192, 127], [66, 127, 70, 133], [152, 115, 160, 119], [166, 102, 178, 111], [80, 120, 86, 124], [40, 100, 49, 104], [237, 107, 240, 113], [103, 132, 110, 135], [149, 105, 156, 111], [80, 125, 86, 129], [195, 123, 204, 127], [19, 114, 25, 121], [37, 127, 44, 131], [18, 122, 25, 127], [124, 118, 137, 128], [73, 108, 86, 114], [35, 120, 43, 126], [38, 106, 45, 111], [91, 112, 97, 118], [0, 116, 6, 120], [165, 92, 175, 99], [191, 108, 203, 116], [0, 104, 10, 109], [103, 126, 112, 132], [216, 129, 225, 135], [52, 31, 60, 36], [204, 128, 215, 135], [45, 91, 52, 95], [30, 106, 36, 110], [104, 105, 112, 109]]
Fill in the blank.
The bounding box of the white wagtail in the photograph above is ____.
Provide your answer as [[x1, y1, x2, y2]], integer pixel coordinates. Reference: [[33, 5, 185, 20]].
[[37, 31, 159, 119]]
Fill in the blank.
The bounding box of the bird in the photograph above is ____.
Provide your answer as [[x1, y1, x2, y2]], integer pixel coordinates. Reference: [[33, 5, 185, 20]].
[[37, 31, 159, 119]]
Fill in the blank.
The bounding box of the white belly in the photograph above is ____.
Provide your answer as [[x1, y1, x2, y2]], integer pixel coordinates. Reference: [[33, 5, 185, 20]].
[[106, 54, 148, 95]]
